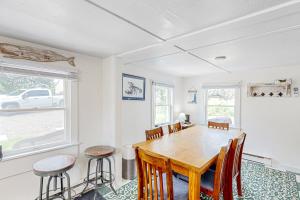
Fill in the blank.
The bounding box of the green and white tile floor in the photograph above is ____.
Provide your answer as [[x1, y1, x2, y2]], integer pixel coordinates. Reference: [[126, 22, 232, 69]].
[[91, 160, 300, 200], [297, 174, 300, 198]]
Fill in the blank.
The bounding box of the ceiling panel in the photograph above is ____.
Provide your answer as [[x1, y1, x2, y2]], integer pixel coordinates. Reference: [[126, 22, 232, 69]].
[[91, 0, 286, 39], [172, 2, 300, 50], [0, 0, 160, 57], [190, 28, 300, 71], [118, 43, 181, 64], [126, 53, 223, 77]]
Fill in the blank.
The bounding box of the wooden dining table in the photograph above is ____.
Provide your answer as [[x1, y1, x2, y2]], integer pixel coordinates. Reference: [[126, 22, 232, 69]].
[[133, 125, 243, 200]]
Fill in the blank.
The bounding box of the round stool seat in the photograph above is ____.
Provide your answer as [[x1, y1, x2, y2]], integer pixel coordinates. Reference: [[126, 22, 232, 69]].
[[84, 145, 115, 158], [33, 155, 76, 177]]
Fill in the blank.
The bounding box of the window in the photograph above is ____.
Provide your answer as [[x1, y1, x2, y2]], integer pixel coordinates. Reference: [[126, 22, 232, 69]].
[[0, 64, 76, 157], [152, 83, 173, 127], [205, 86, 241, 128]]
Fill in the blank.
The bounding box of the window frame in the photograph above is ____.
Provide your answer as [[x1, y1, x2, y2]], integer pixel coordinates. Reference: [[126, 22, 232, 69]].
[[204, 85, 241, 128], [0, 72, 75, 158], [151, 82, 174, 127]]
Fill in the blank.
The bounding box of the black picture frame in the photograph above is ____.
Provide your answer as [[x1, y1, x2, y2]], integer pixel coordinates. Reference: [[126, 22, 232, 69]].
[[122, 73, 146, 100]]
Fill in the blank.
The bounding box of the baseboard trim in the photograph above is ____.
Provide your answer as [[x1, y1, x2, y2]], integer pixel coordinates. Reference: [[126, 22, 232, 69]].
[[243, 153, 272, 166], [243, 153, 300, 174]]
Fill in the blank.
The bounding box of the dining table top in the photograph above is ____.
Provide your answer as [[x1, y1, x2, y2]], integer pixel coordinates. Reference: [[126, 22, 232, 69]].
[[133, 125, 243, 173]]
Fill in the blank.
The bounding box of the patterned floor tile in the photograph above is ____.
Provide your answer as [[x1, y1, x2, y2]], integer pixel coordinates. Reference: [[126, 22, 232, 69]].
[[298, 175, 300, 200], [78, 160, 300, 200], [104, 179, 138, 200]]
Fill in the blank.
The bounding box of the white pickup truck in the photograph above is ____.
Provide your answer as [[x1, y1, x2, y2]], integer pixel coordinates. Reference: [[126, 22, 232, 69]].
[[0, 88, 64, 109]]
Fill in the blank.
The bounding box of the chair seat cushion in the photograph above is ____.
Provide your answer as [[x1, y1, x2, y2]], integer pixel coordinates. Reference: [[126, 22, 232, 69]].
[[155, 174, 188, 200], [172, 175, 189, 199], [210, 163, 216, 170], [176, 169, 215, 192], [200, 169, 215, 191]]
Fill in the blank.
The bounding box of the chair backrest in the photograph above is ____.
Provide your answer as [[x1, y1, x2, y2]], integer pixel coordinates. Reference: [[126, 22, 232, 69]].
[[208, 121, 229, 130], [213, 141, 232, 196], [168, 122, 182, 134], [145, 127, 164, 141], [136, 148, 174, 200], [227, 133, 247, 179]]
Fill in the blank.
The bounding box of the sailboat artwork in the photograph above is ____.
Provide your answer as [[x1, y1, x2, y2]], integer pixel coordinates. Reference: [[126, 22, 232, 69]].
[[0, 43, 75, 66]]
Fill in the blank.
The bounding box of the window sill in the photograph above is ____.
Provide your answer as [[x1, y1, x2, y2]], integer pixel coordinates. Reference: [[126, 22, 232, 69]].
[[1, 143, 80, 162], [154, 122, 171, 127]]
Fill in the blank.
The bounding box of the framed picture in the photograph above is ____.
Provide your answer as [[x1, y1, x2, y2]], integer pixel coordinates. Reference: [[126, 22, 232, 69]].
[[187, 89, 197, 104], [122, 73, 146, 100]]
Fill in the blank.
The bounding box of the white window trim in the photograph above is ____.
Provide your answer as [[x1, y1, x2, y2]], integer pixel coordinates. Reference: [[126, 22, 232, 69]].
[[1, 143, 79, 162], [204, 84, 241, 128], [151, 81, 174, 127], [0, 62, 79, 159]]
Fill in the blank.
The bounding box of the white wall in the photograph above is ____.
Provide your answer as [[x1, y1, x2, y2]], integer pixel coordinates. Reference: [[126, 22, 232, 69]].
[[120, 65, 184, 146], [0, 36, 103, 200], [99, 59, 184, 185], [183, 66, 300, 171]]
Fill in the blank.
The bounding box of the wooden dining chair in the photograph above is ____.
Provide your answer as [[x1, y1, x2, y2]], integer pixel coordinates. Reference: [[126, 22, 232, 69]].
[[135, 148, 188, 200], [176, 142, 232, 200], [208, 121, 229, 130], [168, 122, 182, 134], [145, 127, 164, 141], [225, 133, 247, 199], [200, 142, 232, 200], [136, 148, 173, 200]]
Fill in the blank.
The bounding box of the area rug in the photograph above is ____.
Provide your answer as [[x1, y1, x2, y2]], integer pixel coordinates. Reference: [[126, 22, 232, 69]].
[[81, 160, 300, 200]]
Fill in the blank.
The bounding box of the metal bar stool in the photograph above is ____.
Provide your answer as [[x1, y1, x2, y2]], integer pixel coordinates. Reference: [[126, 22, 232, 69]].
[[33, 155, 76, 200], [82, 146, 117, 196]]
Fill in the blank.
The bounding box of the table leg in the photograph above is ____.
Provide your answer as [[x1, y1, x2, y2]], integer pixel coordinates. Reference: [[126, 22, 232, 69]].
[[188, 170, 201, 200]]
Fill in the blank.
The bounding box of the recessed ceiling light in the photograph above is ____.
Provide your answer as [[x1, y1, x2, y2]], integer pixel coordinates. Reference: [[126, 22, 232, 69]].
[[215, 56, 226, 60]]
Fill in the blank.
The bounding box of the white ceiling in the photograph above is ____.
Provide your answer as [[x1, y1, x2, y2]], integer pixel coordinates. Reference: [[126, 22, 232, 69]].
[[90, 0, 285, 39], [128, 53, 223, 77], [191, 28, 300, 71], [0, 0, 160, 57], [0, 0, 299, 77]]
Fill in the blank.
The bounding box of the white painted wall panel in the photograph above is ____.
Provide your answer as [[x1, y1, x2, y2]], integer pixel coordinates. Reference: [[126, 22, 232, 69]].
[[183, 66, 300, 170]]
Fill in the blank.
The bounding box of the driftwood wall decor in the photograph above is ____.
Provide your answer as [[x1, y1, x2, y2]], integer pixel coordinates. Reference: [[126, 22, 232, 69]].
[[0, 43, 75, 67]]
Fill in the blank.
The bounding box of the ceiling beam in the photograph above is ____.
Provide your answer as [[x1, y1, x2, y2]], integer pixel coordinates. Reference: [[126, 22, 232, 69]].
[[167, 0, 300, 41], [188, 24, 300, 52], [123, 51, 182, 65], [84, 0, 166, 42]]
